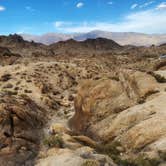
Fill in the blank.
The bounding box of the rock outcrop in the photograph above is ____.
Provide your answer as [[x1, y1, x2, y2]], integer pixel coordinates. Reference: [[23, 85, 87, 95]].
[[69, 70, 159, 135], [69, 69, 166, 163], [0, 47, 21, 65], [0, 94, 46, 166], [36, 147, 116, 166]]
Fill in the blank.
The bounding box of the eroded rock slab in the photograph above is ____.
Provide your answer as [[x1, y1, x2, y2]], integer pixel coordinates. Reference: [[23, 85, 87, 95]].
[[69, 70, 159, 135], [0, 94, 46, 166], [69, 69, 166, 163]]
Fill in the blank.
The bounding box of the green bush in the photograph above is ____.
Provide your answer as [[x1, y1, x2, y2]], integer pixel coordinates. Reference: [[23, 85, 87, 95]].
[[2, 90, 18, 95], [96, 142, 161, 166], [134, 155, 160, 166], [96, 141, 121, 157], [153, 74, 166, 83], [81, 160, 99, 166], [159, 150, 166, 161], [113, 157, 160, 166], [95, 141, 122, 163], [148, 71, 166, 83], [43, 134, 64, 148]]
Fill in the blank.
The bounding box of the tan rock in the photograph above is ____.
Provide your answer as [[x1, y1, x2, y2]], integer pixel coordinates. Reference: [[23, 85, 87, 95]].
[[69, 70, 166, 161], [69, 70, 158, 137], [72, 135, 97, 148], [49, 123, 68, 134]]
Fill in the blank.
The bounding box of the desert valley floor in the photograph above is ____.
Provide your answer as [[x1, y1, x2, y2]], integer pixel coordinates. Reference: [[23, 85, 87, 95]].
[[0, 34, 166, 166]]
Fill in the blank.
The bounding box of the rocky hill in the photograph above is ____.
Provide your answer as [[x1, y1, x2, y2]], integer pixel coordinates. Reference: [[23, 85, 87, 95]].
[[0, 34, 166, 166], [0, 34, 42, 48], [50, 38, 122, 53], [0, 46, 21, 65]]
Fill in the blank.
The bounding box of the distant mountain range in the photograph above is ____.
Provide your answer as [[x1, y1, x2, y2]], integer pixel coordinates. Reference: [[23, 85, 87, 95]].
[[21, 30, 166, 46]]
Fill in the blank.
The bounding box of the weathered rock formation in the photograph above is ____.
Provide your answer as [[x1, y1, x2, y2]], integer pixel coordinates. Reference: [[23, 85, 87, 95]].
[[0, 47, 21, 65], [69, 69, 166, 164], [0, 94, 46, 166], [69, 70, 159, 135]]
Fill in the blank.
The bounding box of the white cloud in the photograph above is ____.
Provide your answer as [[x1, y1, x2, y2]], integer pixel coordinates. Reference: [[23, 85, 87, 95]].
[[131, 4, 138, 9], [76, 2, 84, 8], [0, 6, 6, 11], [25, 6, 35, 12], [156, 2, 166, 10], [131, 1, 154, 10], [139, 1, 155, 8], [54, 8, 166, 34], [107, 1, 113, 5], [54, 21, 73, 28], [55, 21, 65, 28]]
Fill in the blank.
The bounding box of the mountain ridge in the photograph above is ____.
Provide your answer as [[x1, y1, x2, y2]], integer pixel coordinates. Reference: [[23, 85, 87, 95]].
[[21, 30, 166, 46]]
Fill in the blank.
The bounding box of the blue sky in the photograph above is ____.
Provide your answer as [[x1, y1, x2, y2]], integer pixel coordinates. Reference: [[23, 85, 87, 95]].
[[0, 0, 166, 34]]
